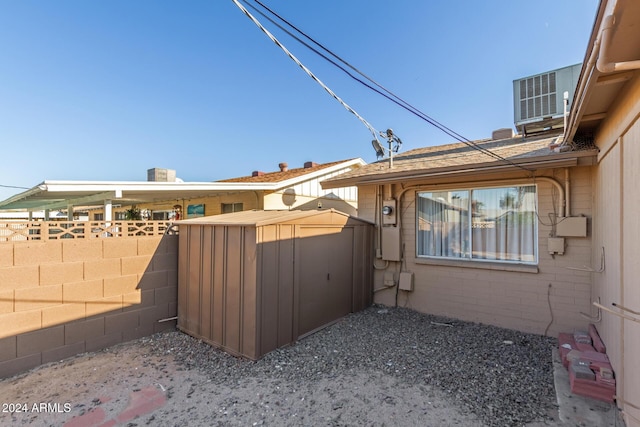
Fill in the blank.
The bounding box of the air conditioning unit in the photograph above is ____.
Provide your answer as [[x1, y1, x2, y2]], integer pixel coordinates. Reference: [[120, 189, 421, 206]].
[[513, 63, 581, 135]]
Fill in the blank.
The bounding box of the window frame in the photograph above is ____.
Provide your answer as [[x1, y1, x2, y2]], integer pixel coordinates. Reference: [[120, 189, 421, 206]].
[[415, 184, 538, 265], [221, 202, 243, 214]]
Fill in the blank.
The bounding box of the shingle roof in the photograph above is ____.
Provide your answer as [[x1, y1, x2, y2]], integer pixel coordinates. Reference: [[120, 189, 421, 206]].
[[322, 133, 598, 188], [217, 160, 351, 183]]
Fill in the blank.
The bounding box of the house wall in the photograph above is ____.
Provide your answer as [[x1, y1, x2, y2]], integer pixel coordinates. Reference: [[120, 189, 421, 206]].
[[591, 73, 640, 423], [107, 192, 264, 220], [0, 235, 178, 378], [262, 192, 357, 215], [359, 166, 593, 337], [260, 171, 359, 214]]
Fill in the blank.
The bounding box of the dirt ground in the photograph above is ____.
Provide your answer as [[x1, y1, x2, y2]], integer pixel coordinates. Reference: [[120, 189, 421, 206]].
[[0, 334, 487, 427]]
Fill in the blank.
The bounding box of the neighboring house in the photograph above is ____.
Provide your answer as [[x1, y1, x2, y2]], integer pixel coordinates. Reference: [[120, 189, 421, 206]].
[[0, 159, 365, 220], [218, 160, 362, 214]]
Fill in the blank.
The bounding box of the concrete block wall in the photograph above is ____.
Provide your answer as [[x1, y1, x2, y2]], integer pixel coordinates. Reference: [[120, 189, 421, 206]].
[[0, 234, 178, 378]]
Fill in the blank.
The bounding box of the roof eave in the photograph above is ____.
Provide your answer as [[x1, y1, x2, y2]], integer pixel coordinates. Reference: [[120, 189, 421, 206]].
[[321, 151, 597, 188]]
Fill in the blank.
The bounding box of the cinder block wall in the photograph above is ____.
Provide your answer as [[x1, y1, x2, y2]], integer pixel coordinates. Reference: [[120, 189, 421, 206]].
[[0, 235, 178, 378]]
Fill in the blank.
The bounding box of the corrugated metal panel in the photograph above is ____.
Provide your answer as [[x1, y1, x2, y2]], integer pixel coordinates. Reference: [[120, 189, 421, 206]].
[[257, 223, 295, 354], [178, 209, 373, 360], [296, 226, 353, 337]]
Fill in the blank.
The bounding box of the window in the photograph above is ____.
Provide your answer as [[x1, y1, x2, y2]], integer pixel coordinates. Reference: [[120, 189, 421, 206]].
[[152, 211, 171, 220], [221, 202, 243, 214], [417, 185, 537, 263]]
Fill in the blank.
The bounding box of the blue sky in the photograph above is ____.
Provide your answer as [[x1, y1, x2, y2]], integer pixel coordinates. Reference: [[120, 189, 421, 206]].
[[0, 1, 599, 201]]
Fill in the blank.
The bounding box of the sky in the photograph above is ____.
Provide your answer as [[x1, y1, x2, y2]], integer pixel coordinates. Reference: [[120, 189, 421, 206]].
[[0, 0, 599, 202]]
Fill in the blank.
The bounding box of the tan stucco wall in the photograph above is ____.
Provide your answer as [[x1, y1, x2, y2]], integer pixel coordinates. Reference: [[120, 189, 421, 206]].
[[263, 191, 358, 215], [0, 234, 178, 378], [359, 167, 594, 337], [112, 192, 264, 219], [591, 73, 640, 422]]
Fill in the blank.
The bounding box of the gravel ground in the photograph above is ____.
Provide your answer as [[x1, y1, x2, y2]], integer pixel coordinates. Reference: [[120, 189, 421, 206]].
[[147, 305, 558, 426], [0, 305, 559, 426]]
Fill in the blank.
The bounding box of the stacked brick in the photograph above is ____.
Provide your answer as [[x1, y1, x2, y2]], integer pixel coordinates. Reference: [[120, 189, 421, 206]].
[[558, 324, 616, 402]]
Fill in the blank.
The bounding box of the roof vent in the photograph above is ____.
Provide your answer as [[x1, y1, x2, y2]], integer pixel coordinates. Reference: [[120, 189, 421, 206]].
[[252, 171, 265, 177], [304, 161, 318, 168], [492, 128, 515, 140], [278, 162, 288, 172]]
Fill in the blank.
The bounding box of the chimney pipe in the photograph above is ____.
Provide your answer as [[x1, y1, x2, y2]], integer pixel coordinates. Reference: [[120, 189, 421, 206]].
[[304, 161, 318, 168], [252, 171, 265, 177], [279, 162, 288, 172]]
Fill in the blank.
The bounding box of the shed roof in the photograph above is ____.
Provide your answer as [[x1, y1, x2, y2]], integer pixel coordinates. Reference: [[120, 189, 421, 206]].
[[176, 208, 372, 227], [322, 133, 598, 188]]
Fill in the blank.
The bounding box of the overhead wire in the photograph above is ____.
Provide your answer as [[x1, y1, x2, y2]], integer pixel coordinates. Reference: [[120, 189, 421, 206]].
[[231, 0, 380, 143], [0, 184, 30, 190], [244, 0, 533, 172]]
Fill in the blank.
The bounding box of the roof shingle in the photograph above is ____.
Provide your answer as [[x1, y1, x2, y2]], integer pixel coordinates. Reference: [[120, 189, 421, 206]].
[[217, 160, 351, 183]]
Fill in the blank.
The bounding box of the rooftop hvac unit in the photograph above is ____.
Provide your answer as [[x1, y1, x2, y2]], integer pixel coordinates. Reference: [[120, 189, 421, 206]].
[[513, 63, 581, 135], [147, 168, 176, 182]]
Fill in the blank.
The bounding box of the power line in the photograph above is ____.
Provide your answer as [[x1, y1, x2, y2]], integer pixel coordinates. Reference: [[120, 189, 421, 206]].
[[0, 184, 29, 190], [231, 0, 380, 143], [245, 0, 532, 172]]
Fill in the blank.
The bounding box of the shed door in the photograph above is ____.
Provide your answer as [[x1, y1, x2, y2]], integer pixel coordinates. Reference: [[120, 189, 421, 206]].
[[297, 226, 353, 337]]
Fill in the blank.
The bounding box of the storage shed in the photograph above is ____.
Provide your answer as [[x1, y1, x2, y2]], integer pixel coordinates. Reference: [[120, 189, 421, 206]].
[[177, 209, 374, 359]]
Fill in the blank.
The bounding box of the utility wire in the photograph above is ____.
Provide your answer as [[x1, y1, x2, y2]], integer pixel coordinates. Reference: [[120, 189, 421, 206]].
[[0, 184, 29, 190], [247, 0, 532, 172], [250, 0, 521, 163], [231, 0, 380, 142]]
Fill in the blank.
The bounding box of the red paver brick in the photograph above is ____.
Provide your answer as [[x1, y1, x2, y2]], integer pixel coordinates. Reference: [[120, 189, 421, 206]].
[[115, 386, 166, 423]]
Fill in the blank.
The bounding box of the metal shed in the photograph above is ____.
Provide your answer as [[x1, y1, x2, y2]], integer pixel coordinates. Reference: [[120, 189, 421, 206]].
[[177, 209, 374, 359]]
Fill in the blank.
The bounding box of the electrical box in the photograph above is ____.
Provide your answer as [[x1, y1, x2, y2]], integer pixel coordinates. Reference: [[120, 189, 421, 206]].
[[548, 237, 565, 255], [556, 217, 588, 237], [382, 199, 397, 225], [399, 272, 414, 291], [381, 226, 401, 261]]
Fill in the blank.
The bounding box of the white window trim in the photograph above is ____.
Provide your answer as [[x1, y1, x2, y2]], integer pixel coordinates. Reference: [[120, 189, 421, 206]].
[[415, 184, 539, 265]]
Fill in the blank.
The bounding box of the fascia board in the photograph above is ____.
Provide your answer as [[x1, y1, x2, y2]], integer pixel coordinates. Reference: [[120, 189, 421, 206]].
[[321, 153, 594, 188], [38, 181, 279, 193]]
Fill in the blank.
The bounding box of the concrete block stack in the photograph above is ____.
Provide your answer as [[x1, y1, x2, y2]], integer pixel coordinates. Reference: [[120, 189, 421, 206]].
[[558, 324, 616, 403]]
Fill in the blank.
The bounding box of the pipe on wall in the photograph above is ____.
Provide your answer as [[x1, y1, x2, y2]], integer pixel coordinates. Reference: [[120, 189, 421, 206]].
[[568, 11, 640, 143], [384, 175, 567, 269], [395, 176, 565, 222], [597, 15, 640, 73], [564, 169, 571, 217]]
